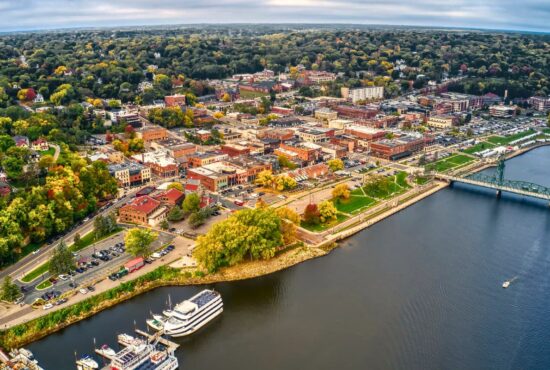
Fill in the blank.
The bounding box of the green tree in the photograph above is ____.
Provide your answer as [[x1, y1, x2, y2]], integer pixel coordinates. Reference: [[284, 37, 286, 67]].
[[160, 220, 169, 230], [0, 276, 20, 302], [193, 208, 283, 272], [303, 203, 320, 225], [167, 205, 185, 221], [125, 228, 158, 257], [49, 241, 75, 276], [188, 211, 206, 229], [182, 193, 200, 214]]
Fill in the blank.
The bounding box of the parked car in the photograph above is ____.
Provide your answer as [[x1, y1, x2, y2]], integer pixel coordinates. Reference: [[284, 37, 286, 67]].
[[56, 298, 68, 305], [87, 286, 95, 292], [79, 288, 88, 295], [43, 303, 54, 310], [58, 274, 69, 281]]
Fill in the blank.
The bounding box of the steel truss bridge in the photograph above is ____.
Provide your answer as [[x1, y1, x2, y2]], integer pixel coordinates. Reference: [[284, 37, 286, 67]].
[[437, 157, 550, 202]]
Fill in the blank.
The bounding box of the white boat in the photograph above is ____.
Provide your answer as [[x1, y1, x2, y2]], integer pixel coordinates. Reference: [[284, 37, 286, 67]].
[[96, 344, 116, 358], [76, 354, 99, 370], [117, 333, 145, 347], [147, 318, 165, 331], [108, 343, 178, 370], [502, 280, 511, 288], [162, 309, 174, 317], [164, 289, 223, 337]]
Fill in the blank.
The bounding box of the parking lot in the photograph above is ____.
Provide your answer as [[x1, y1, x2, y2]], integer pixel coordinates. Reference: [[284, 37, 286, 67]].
[[19, 231, 175, 305]]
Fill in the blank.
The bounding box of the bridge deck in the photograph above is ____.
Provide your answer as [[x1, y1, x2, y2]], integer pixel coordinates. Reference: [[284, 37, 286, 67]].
[[437, 174, 550, 201]]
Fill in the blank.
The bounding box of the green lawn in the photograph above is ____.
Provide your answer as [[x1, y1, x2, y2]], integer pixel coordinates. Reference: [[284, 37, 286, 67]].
[[39, 147, 55, 157], [395, 172, 410, 188], [425, 154, 475, 173], [414, 176, 430, 185], [35, 280, 52, 290], [463, 141, 496, 154], [543, 128, 550, 134], [21, 262, 49, 283], [71, 227, 123, 253], [301, 213, 348, 232], [487, 130, 535, 145], [333, 195, 377, 214]]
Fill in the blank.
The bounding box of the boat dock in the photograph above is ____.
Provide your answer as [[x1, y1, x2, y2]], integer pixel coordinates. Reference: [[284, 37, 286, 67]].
[[135, 328, 180, 352], [95, 328, 179, 362]]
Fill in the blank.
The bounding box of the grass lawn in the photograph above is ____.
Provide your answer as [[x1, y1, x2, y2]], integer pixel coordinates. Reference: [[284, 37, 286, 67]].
[[543, 128, 550, 134], [239, 90, 269, 99], [425, 154, 475, 173], [21, 262, 49, 283], [35, 280, 52, 290], [71, 227, 123, 253], [463, 141, 496, 154], [333, 195, 377, 214], [395, 172, 410, 188], [39, 147, 55, 157], [487, 130, 535, 145], [301, 213, 348, 232], [414, 176, 430, 185]]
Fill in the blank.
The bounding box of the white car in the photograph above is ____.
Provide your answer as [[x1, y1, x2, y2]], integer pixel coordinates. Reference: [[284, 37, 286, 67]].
[[32, 248, 41, 255], [43, 303, 53, 310], [58, 274, 69, 281], [151, 252, 162, 259], [79, 288, 88, 295]]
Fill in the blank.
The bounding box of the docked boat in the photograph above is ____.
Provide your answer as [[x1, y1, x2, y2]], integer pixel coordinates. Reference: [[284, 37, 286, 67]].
[[76, 354, 99, 370], [164, 289, 223, 337], [117, 333, 145, 347], [107, 343, 178, 370], [96, 344, 116, 358], [146, 314, 166, 331], [4, 348, 45, 370]]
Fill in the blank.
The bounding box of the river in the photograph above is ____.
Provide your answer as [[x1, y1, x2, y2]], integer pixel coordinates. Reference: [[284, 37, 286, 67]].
[[28, 146, 550, 370]]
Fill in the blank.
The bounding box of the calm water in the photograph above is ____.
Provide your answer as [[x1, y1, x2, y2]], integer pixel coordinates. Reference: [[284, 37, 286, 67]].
[[29, 147, 550, 370]]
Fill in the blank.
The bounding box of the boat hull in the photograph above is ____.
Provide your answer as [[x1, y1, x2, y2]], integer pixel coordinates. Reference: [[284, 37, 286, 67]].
[[166, 307, 223, 337]]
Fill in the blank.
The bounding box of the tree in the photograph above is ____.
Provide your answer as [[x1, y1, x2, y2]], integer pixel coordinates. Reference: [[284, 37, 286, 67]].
[[73, 233, 81, 246], [125, 228, 158, 257], [318, 200, 337, 223], [49, 241, 75, 276], [328, 158, 344, 172], [275, 174, 297, 191], [167, 182, 184, 192], [278, 155, 297, 170], [93, 213, 117, 238], [275, 207, 300, 244], [193, 208, 283, 272], [332, 183, 350, 200], [303, 203, 320, 225], [255, 170, 275, 188], [167, 205, 185, 221], [160, 220, 169, 230], [182, 193, 200, 214], [188, 211, 206, 229], [0, 276, 20, 302]]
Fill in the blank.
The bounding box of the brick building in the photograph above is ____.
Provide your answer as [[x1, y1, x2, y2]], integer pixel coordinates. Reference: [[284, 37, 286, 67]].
[[118, 195, 167, 226], [136, 126, 168, 143], [164, 94, 186, 107]]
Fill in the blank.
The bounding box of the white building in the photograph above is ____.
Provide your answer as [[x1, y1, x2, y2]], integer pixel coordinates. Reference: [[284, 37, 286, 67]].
[[341, 86, 384, 103]]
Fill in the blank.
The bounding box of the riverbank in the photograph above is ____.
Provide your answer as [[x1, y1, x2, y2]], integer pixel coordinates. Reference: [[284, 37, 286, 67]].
[[0, 245, 328, 349]]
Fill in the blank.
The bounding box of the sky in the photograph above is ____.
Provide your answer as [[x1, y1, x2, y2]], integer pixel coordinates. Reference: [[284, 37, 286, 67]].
[[0, 0, 549, 33]]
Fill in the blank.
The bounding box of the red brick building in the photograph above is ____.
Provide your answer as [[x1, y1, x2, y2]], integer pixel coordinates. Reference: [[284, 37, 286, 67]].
[[164, 94, 186, 107], [220, 144, 251, 157], [119, 196, 162, 226], [332, 105, 378, 119], [153, 188, 185, 206]]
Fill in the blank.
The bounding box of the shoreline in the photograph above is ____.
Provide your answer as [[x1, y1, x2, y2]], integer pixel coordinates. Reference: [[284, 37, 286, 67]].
[[1, 143, 546, 349]]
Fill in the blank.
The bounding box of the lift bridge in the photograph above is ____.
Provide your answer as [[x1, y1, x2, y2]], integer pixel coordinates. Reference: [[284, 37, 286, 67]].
[[437, 157, 550, 202]]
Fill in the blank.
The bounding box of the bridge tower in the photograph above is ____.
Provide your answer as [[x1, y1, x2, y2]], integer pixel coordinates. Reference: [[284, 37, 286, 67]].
[[495, 156, 506, 198]]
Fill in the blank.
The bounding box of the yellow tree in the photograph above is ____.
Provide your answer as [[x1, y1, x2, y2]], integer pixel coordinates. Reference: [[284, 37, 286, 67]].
[[327, 158, 344, 172], [318, 200, 337, 223], [332, 183, 350, 200], [255, 170, 274, 188]]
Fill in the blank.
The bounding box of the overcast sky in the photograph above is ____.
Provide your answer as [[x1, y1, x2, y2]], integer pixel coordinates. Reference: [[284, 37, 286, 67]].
[[0, 0, 548, 33]]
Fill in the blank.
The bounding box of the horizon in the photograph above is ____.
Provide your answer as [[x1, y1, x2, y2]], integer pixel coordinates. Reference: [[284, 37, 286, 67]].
[[0, 0, 549, 34], [1, 22, 549, 36]]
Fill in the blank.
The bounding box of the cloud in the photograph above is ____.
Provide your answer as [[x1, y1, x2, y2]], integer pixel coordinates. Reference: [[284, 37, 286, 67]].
[[0, 0, 548, 32]]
